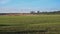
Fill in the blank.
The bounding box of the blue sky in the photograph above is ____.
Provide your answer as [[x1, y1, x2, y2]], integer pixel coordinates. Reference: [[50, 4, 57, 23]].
[[0, 0, 60, 13]]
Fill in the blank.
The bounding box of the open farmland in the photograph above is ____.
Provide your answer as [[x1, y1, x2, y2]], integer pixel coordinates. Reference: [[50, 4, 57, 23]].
[[0, 15, 60, 34]]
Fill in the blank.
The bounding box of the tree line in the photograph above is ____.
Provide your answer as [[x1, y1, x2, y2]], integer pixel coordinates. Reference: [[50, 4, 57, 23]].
[[30, 11, 60, 14], [0, 10, 60, 15]]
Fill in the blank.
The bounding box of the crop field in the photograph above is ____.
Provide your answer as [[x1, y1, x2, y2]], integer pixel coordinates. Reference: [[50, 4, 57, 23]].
[[0, 15, 60, 34]]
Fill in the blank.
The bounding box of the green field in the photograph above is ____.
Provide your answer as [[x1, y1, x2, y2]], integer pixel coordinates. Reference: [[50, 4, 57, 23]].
[[0, 15, 60, 34]]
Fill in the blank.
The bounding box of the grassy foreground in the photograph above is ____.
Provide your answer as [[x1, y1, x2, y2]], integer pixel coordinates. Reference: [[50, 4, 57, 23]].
[[0, 15, 60, 34]]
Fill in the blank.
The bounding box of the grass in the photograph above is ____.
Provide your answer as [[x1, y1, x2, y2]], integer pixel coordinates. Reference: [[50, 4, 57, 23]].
[[0, 15, 60, 34]]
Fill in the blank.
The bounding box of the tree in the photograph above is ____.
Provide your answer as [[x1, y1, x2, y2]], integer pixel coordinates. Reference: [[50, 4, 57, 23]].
[[37, 11, 40, 14], [30, 11, 36, 14]]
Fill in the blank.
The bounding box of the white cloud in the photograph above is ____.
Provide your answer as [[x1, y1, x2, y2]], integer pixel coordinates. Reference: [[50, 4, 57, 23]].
[[0, 0, 11, 4]]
